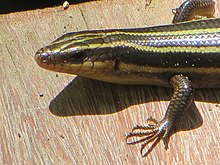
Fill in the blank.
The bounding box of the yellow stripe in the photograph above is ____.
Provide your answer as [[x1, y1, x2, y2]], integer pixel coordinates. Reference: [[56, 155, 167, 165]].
[[119, 62, 220, 74]]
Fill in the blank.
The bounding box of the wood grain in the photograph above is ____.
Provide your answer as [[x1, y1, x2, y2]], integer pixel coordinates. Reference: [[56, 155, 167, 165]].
[[1, 0, 220, 164]]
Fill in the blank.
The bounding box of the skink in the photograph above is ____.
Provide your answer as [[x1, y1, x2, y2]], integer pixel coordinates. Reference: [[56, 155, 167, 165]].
[[34, 0, 219, 157]]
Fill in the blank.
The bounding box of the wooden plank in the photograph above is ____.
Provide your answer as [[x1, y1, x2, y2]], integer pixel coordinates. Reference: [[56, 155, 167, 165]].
[[1, 0, 220, 164]]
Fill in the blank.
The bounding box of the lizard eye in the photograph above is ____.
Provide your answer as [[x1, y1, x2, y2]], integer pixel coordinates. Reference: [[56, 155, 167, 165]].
[[68, 51, 87, 61]]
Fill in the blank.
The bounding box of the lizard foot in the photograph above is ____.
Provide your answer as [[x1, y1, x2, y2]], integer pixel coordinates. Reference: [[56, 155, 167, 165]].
[[126, 116, 172, 157]]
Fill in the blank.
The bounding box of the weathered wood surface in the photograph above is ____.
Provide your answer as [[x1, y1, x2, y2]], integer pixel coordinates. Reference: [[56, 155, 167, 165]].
[[1, 0, 220, 164]]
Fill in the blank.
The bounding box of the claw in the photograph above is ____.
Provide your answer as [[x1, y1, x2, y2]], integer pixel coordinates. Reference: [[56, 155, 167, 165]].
[[162, 130, 171, 150], [146, 116, 158, 124]]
